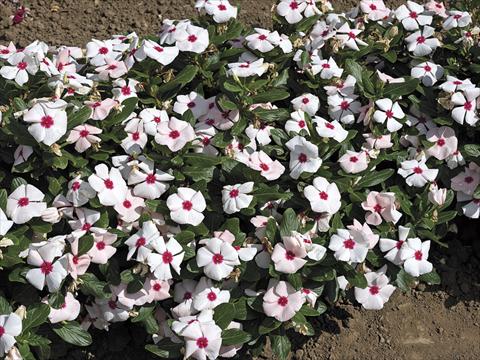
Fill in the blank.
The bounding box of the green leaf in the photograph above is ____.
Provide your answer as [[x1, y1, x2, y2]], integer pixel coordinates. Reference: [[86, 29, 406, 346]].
[[0, 189, 7, 211], [271, 335, 291, 360], [0, 296, 12, 314], [23, 303, 50, 332], [253, 108, 290, 122], [464, 144, 480, 157], [221, 329, 252, 346], [145, 340, 182, 359], [53, 321, 92, 346], [396, 268, 416, 291], [436, 210, 457, 224], [67, 106, 92, 130], [11, 177, 28, 191], [79, 273, 111, 299], [418, 270, 441, 285], [250, 89, 289, 103], [279, 208, 299, 237], [77, 235, 95, 256], [355, 169, 394, 188], [383, 77, 420, 98], [157, 65, 199, 96], [213, 303, 235, 329], [259, 317, 282, 335]]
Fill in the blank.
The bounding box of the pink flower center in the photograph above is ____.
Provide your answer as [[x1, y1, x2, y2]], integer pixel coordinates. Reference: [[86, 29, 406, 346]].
[[319, 191, 329, 200], [17, 61, 27, 70], [123, 200, 132, 208], [187, 101, 196, 108], [277, 296, 289, 307], [0, 326, 5, 337], [350, 156, 358, 163], [453, 80, 463, 85], [72, 255, 79, 264], [41, 261, 53, 274], [188, 35, 198, 43], [218, 4, 227, 10], [413, 167, 423, 174], [196, 337, 209, 349], [298, 153, 308, 163], [202, 137, 210, 145], [229, 189, 239, 198], [99, 47, 109, 54], [370, 3, 377, 10], [464, 176, 474, 183], [290, 1, 299, 10], [396, 240, 404, 250], [369, 285, 380, 295], [454, 14, 462, 20], [17, 197, 29, 207], [41, 115, 54, 128], [153, 283, 161, 291], [146, 173, 156, 184], [121, 86, 131, 95], [162, 251, 173, 264], [107, 64, 117, 70], [424, 65, 432, 72], [212, 253, 224, 264], [343, 238, 355, 249], [260, 163, 269, 171], [348, 32, 356, 39], [136, 237, 146, 247], [154, 116, 161, 123], [414, 250, 423, 260], [409, 11, 418, 19], [326, 122, 335, 129], [154, 46, 164, 53], [322, 63, 330, 69], [374, 204, 383, 213], [258, 34, 267, 41], [132, 131, 140, 141], [385, 110, 394, 119], [340, 100, 350, 110], [91, 101, 101, 109], [80, 129, 89, 137], [96, 241, 106, 250], [416, 36, 426, 44], [182, 200, 193, 211], [302, 288, 311, 294], [104, 179, 114, 189], [207, 291, 217, 301], [302, 97, 309, 104], [82, 223, 91, 231], [298, 120, 306, 128], [437, 138, 445, 147], [169, 130, 180, 139], [285, 250, 296, 260], [464, 101, 473, 111]]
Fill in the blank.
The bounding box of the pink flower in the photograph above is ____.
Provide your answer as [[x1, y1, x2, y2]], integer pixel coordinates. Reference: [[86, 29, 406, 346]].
[[263, 280, 303, 322], [192, 277, 230, 311], [138, 276, 171, 304], [425, 1, 447, 18], [196, 237, 240, 280], [360, 0, 390, 20], [113, 190, 145, 223], [147, 235, 185, 280], [354, 265, 395, 310], [0, 313, 22, 355], [127, 158, 174, 199], [26, 243, 68, 292], [462, 198, 480, 219], [329, 228, 369, 263], [66, 124, 102, 153], [314, 116, 348, 143], [88, 164, 128, 206], [271, 234, 307, 274], [167, 187, 206, 226], [338, 150, 369, 174], [347, 219, 379, 249], [87, 230, 117, 264], [67, 237, 91, 279], [373, 98, 405, 132], [426, 126, 458, 160], [6, 184, 46, 224], [398, 159, 438, 187], [285, 136, 322, 180], [23, 100, 68, 146], [361, 191, 402, 225], [85, 98, 117, 121], [95, 58, 128, 80], [379, 226, 411, 265], [112, 78, 138, 103], [135, 39, 179, 65], [155, 117, 196, 152], [124, 220, 159, 262], [48, 292, 81, 323], [362, 133, 393, 150], [121, 117, 148, 154], [249, 151, 285, 180], [175, 24, 210, 54], [451, 162, 480, 196], [303, 176, 341, 215], [400, 238, 433, 277]]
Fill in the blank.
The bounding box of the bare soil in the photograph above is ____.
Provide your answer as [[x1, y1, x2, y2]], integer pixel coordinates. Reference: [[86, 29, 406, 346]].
[[1, 1, 479, 359]]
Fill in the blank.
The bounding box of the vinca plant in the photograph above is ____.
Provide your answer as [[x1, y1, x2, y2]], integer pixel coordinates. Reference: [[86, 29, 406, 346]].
[[0, 0, 479, 359]]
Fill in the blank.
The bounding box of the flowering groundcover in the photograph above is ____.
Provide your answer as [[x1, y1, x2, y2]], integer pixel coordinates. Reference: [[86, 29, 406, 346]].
[[0, 0, 479, 359]]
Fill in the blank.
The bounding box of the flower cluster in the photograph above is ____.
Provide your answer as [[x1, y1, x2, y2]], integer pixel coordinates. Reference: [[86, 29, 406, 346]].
[[0, 0, 479, 359]]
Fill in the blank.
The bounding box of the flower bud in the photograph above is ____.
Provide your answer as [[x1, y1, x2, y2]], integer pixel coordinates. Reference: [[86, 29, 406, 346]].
[[428, 185, 447, 206]]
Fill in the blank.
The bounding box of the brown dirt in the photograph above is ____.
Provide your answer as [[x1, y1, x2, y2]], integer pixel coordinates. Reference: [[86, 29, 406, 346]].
[[1, 1, 479, 359]]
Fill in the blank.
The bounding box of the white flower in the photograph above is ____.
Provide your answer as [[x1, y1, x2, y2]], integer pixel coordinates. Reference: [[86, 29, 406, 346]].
[[336, 23, 367, 51], [329, 228, 369, 263], [338, 150, 369, 174], [227, 56, 268, 77], [0, 313, 22, 355], [304, 176, 341, 214], [400, 238, 433, 277], [147, 236, 184, 280], [451, 88, 480, 126], [462, 198, 480, 219], [248, 151, 285, 181], [173, 92, 208, 119], [86, 39, 121, 66], [0, 208, 13, 236], [23, 100, 68, 146], [192, 278, 230, 311], [443, 11, 471, 30], [204, 0, 238, 23], [313, 116, 348, 142], [379, 225, 411, 265], [245, 123, 273, 145], [175, 24, 209, 54], [88, 164, 128, 206], [135, 39, 179, 65], [167, 187, 206, 226], [6, 184, 46, 224], [438, 76, 475, 93], [395, 1, 432, 31], [128, 159, 174, 200], [66, 176, 96, 207], [411, 61, 443, 87], [155, 117, 196, 152], [291, 93, 319, 116], [328, 94, 361, 124], [0, 52, 38, 86], [285, 110, 310, 135], [196, 237, 240, 281], [245, 28, 280, 53], [222, 182, 254, 214], [26, 244, 68, 292], [398, 159, 438, 187], [277, 0, 307, 24], [373, 98, 405, 132], [405, 26, 440, 56], [285, 136, 322, 180], [354, 265, 395, 310], [311, 57, 343, 79]]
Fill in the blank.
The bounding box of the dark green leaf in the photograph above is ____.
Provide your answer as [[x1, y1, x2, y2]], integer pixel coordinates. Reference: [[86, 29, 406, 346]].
[[53, 321, 92, 346]]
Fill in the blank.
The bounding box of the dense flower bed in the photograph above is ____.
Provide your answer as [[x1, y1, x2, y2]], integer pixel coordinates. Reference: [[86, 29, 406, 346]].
[[0, 0, 479, 359]]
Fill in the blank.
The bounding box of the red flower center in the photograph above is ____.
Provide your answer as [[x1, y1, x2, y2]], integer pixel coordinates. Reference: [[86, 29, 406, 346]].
[[348, 31, 356, 39], [416, 36, 426, 44], [154, 116, 161, 123], [369, 285, 380, 295], [290, 1, 299, 9], [340, 100, 350, 110], [260, 163, 269, 171], [123, 200, 132, 208], [437, 138, 445, 147], [154, 46, 164, 53], [285, 250, 296, 260], [96, 241, 106, 250], [396, 240, 404, 250], [414, 250, 423, 260], [82, 223, 91, 231], [218, 4, 227, 10], [41, 115, 54, 128], [184, 292, 192, 300], [385, 110, 394, 119], [188, 35, 198, 43], [146, 173, 156, 184], [343, 238, 355, 249], [319, 191, 329, 200], [229, 189, 239, 198], [374, 204, 383, 213], [424, 65, 432, 72], [108, 300, 117, 309], [121, 86, 131, 95], [464, 101, 472, 111], [107, 64, 117, 70], [465, 176, 474, 183], [136, 237, 146, 247], [0, 326, 4, 337], [370, 3, 377, 10], [79, 129, 89, 137], [302, 97, 309, 104], [298, 120, 306, 128], [169, 130, 180, 139], [196, 337, 209, 349], [187, 101, 196, 108], [322, 63, 330, 69], [350, 156, 358, 163], [207, 291, 217, 301], [258, 34, 267, 41], [454, 14, 462, 20], [17, 197, 29, 207], [99, 47, 109, 54], [104, 179, 114, 189], [212, 253, 224, 264], [277, 296, 289, 307], [153, 283, 161, 291], [202, 137, 210, 145], [298, 153, 308, 163], [72, 255, 79, 264], [41, 261, 53, 274], [17, 61, 27, 70], [413, 167, 423, 174], [182, 200, 193, 211], [132, 131, 140, 141], [162, 251, 173, 264], [326, 122, 335, 129], [409, 11, 418, 19]]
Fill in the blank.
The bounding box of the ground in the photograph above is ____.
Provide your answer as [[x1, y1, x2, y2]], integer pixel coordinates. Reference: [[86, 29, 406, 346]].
[[0, 1, 479, 359]]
